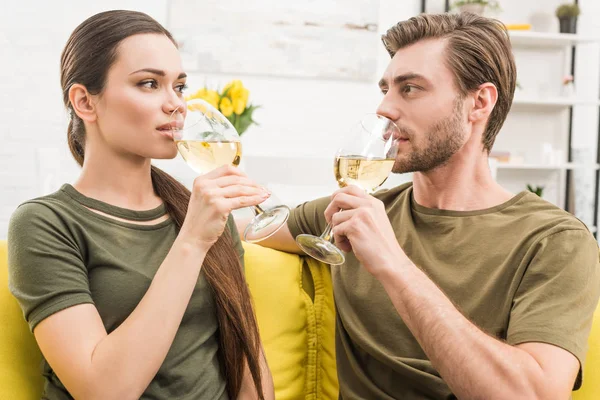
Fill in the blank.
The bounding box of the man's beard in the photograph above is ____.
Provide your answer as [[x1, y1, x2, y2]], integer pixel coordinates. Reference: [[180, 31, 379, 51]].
[[393, 98, 467, 174]]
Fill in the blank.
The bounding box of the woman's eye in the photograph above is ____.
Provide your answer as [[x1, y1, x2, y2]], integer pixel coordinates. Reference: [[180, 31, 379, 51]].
[[175, 83, 188, 93], [139, 80, 158, 89]]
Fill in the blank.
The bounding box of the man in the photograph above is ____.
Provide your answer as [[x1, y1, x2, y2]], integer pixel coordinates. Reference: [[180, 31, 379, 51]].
[[249, 12, 600, 399]]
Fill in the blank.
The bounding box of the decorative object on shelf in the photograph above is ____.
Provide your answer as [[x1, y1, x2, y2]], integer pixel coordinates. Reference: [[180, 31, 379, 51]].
[[489, 150, 511, 163], [561, 75, 575, 97], [504, 24, 531, 31], [185, 80, 260, 136], [451, 0, 500, 15], [555, 3, 580, 34], [526, 184, 544, 197]]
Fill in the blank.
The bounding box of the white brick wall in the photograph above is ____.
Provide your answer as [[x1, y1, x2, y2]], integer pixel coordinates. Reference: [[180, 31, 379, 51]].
[[0, 0, 419, 239], [2, 0, 599, 239]]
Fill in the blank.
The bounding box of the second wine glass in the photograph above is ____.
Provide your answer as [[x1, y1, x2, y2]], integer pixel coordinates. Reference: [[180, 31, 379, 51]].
[[295, 114, 400, 265], [170, 98, 290, 243]]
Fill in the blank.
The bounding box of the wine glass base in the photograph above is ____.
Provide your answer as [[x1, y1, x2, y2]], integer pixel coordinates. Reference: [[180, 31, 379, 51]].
[[244, 205, 290, 243], [295, 234, 346, 265]]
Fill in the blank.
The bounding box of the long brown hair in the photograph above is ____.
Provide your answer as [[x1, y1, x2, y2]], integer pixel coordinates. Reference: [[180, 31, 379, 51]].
[[60, 10, 263, 398], [381, 12, 516, 152]]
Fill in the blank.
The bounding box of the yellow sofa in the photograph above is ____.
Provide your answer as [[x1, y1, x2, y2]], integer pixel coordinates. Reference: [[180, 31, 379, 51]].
[[0, 240, 338, 400], [1, 239, 599, 399]]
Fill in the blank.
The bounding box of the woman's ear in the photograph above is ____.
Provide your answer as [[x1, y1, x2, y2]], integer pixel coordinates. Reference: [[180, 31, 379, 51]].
[[68, 84, 97, 123], [468, 83, 498, 123]]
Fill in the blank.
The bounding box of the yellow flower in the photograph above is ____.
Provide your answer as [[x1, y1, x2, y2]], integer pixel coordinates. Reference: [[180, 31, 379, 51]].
[[187, 102, 208, 113], [233, 97, 246, 115], [220, 97, 234, 117], [186, 88, 206, 101], [204, 90, 220, 109], [222, 80, 243, 96], [231, 86, 249, 102], [185, 88, 220, 109]]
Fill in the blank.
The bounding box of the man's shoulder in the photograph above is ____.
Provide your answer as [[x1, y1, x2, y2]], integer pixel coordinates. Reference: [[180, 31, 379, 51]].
[[513, 192, 591, 235], [373, 182, 413, 204]]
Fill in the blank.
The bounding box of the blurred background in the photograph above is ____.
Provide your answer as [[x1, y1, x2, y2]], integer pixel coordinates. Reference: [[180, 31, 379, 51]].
[[1, 0, 600, 240]]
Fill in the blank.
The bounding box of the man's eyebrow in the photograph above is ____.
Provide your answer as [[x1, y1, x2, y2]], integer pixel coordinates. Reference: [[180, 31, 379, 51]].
[[379, 73, 427, 88]]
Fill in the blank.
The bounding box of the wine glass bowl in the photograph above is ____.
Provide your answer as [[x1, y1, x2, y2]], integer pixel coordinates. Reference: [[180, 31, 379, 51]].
[[170, 98, 290, 243], [295, 114, 400, 265]]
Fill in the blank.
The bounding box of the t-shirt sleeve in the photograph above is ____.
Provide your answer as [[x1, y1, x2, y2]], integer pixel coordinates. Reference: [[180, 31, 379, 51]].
[[287, 196, 332, 239], [7, 202, 93, 332], [506, 228, 600, 389], [226, 214, 245, 271]]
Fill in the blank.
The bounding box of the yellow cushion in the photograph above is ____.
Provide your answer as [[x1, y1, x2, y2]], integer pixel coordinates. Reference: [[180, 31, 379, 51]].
[[573, 303, 600, 399], [302, 257, 338, 400], [243, 242, 308, 398], [0, 240, 44, 400], [242, 242, 338, 399]]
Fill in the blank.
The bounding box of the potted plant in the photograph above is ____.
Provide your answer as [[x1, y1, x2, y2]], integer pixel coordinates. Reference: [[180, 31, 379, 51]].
[[556, 3, 580, 34], [451, 0, 501, 16], [526, 184, 544, 197]]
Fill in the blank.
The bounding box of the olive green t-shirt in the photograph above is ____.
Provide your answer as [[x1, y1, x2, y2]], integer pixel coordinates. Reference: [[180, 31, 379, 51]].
[[8, 184, 245, 400], [288, 183, 600, 399]]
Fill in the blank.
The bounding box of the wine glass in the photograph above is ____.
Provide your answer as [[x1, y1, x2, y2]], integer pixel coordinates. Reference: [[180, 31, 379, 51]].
[[295, 114, 400, 265], [170, 98, 290, 243]]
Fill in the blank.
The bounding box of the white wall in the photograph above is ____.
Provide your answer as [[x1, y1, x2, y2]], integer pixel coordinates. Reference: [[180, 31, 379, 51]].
[[0, 0, 419, 238], [1, 0, 599, 238]]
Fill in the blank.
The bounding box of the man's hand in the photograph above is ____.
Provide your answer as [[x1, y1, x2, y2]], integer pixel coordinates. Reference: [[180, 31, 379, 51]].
[[325, 185, 410, 277]]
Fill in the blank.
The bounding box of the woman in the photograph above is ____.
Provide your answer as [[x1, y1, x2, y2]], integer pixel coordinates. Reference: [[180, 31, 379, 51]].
[[7, 9, 274, 400]]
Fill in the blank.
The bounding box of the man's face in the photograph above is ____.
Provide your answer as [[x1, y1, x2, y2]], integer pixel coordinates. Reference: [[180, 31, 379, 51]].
[[377, 38, 469, 174]]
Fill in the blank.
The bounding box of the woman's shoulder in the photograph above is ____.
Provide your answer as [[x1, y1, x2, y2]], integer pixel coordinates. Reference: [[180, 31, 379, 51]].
[[9, 185, 77, 235]]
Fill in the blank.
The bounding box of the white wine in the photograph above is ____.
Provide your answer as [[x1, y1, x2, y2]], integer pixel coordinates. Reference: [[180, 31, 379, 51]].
[[334, 156, 395, 192], [176, 140, 242, 175]]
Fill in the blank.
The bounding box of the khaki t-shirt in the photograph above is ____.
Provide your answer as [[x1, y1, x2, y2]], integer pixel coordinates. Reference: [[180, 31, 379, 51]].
[[8, 184, 245, 400], [288, 182, 600, 399]]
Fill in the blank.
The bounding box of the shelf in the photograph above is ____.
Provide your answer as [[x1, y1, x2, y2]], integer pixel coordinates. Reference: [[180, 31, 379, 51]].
[[495, 163, 600, 170], [508, 31, 600, 48], [512, 97, 600, 109]]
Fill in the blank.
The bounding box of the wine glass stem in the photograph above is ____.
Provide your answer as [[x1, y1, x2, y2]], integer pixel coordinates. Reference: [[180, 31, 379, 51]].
[[252, 205, 264, 215], [320, 223, 334, 242]]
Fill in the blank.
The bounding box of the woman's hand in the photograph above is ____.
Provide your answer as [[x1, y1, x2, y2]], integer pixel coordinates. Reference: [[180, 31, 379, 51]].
[[180, 165, 270, 251]]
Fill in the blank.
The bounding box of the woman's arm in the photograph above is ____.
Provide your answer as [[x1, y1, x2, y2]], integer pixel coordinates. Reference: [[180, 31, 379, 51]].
[[237, 348, 275, 400], [35, 239, 208, 400]]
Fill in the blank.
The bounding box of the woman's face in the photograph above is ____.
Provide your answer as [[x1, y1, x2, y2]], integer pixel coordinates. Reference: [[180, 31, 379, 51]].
[[92, 33, 187, 160]]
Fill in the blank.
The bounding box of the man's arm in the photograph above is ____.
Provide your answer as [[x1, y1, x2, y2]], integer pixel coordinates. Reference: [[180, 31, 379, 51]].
[[235, 216, 303, 254], [327, 186, 588, 400], [379, 262, 579, 400]]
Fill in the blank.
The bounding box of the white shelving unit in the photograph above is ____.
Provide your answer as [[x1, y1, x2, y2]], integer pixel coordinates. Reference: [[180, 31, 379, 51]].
[[513, 97, 600, 108], [496, 163, 600, 170], [492, 30, 600, 238], [508, 31, 599, 48]]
